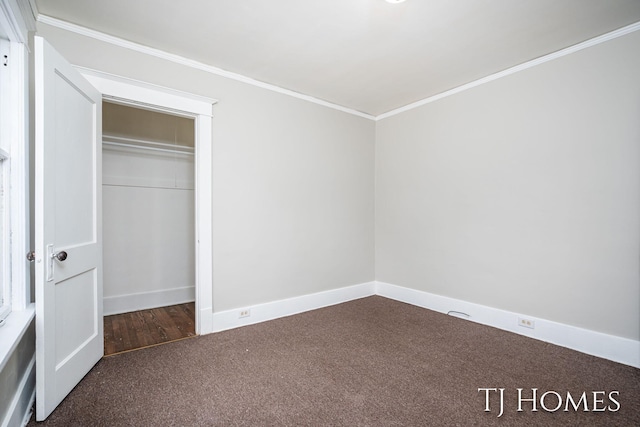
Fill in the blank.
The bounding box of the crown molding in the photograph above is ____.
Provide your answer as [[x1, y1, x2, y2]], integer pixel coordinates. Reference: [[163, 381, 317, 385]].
[[1, 0, 36, 42], [36, 13, 640, 122], [377, 20, 640, 121], [20, 0, 36, 29], [36, 14, 376, 121]]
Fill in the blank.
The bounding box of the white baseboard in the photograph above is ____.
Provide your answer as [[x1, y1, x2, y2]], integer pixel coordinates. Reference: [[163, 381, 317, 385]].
[[205, 280, 638, 368], [1, 354, 35, 427], [211, 282, 376, 333], [103, 286, 195, 315], [375, 281, 640, 368]]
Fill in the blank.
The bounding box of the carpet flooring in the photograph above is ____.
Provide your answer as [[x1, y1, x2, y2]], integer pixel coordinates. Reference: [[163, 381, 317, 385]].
[[29, 296, 639, 426]]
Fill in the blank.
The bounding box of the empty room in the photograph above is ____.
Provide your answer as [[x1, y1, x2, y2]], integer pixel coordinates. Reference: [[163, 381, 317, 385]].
[[0, 1, 639, 426]]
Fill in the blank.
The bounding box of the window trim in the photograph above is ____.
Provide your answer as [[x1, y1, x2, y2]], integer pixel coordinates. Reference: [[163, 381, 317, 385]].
[[0, 0, 33, 368], [0, 148, 9, 323], [0, 37, 28, 319], [7, 37, 29, 312], [0, 35, 32, 370]]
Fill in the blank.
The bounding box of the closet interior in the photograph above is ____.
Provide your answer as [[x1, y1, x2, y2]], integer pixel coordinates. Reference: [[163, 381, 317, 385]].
[[102, 101, 196, 354]]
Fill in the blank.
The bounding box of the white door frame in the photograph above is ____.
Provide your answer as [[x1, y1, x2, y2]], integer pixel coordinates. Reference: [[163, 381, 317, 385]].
[[79, 67, 216, 335]]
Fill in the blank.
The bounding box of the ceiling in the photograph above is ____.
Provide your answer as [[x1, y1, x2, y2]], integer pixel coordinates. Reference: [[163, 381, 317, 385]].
[[34, 0, 640, 117]]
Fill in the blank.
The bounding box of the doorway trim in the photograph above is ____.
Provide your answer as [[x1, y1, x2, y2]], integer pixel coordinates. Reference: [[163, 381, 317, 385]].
[[78, 67, 216, 335]]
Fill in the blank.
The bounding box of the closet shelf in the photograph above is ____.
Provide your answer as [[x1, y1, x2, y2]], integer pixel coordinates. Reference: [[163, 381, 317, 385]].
[[103, 135, 194, 155]]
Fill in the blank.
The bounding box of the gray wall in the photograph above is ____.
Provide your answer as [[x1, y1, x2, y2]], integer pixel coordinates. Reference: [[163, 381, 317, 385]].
[[0, 321, 34, 425], [376, 31, 640, 341], [36, 22, 376, 313]]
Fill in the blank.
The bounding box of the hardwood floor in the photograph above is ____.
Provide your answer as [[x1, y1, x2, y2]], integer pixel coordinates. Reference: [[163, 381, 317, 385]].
[[104, 303, 196, 356]]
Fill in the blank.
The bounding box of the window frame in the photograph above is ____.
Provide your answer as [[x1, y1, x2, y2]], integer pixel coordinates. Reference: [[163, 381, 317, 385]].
[[0, 33, 11, 323], [0, 148, 9, 323], [0, 1, 31, 325], [0, 0, 34, 376]]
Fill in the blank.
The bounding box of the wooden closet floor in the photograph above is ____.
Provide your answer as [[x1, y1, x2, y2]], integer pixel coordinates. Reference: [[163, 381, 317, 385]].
[[104, 303, 196, 356]]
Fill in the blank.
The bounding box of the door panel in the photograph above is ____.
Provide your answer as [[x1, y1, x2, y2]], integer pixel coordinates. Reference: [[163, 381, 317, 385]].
[[34, 36, 103, 421], [53, 71, 96, 247], [54, 269, 98, 365]]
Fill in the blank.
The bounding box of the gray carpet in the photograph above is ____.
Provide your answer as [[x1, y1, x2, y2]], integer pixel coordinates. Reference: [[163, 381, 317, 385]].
[[29, 296, 639, 426]]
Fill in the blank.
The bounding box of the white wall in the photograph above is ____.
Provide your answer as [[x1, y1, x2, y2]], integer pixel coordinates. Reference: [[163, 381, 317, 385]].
[[36, 22, 376, 314], [102, 142, 195, 314], [376, 30, 640, 341]]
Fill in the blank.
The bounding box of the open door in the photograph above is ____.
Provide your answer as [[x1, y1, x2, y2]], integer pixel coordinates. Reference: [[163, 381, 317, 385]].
[[34, 36, 103, 420]]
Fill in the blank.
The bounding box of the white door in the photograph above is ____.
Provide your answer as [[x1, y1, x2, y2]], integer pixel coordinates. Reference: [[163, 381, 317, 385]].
[[34, 36, 103, 421]]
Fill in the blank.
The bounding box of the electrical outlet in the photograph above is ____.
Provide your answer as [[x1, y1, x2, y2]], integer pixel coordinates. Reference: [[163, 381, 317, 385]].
[[239, 309, 251, 319], [518, 317, 535, 329]]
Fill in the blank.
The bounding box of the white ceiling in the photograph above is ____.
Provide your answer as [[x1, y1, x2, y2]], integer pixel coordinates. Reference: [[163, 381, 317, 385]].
[[34, 0, 640, 117]]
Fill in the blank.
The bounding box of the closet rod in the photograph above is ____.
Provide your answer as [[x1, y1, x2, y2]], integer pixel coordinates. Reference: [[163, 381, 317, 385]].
[[103, 135, 194, 155]]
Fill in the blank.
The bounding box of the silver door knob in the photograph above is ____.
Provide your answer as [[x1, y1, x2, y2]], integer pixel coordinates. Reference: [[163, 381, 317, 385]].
[[26, 251, 36, 262], [53, 251, 68, 262]]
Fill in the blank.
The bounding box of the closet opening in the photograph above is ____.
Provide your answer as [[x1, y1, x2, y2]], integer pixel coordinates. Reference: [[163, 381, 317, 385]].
[[101, 101, 197, 355]]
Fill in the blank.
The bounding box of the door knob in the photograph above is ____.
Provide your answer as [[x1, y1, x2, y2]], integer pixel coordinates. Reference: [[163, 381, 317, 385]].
[[46, 244, 67, 282]]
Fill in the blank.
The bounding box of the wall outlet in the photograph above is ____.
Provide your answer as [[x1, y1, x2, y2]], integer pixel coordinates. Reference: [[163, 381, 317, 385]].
[[239, 309, 251, 319], [518, 317, 535, 329]]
